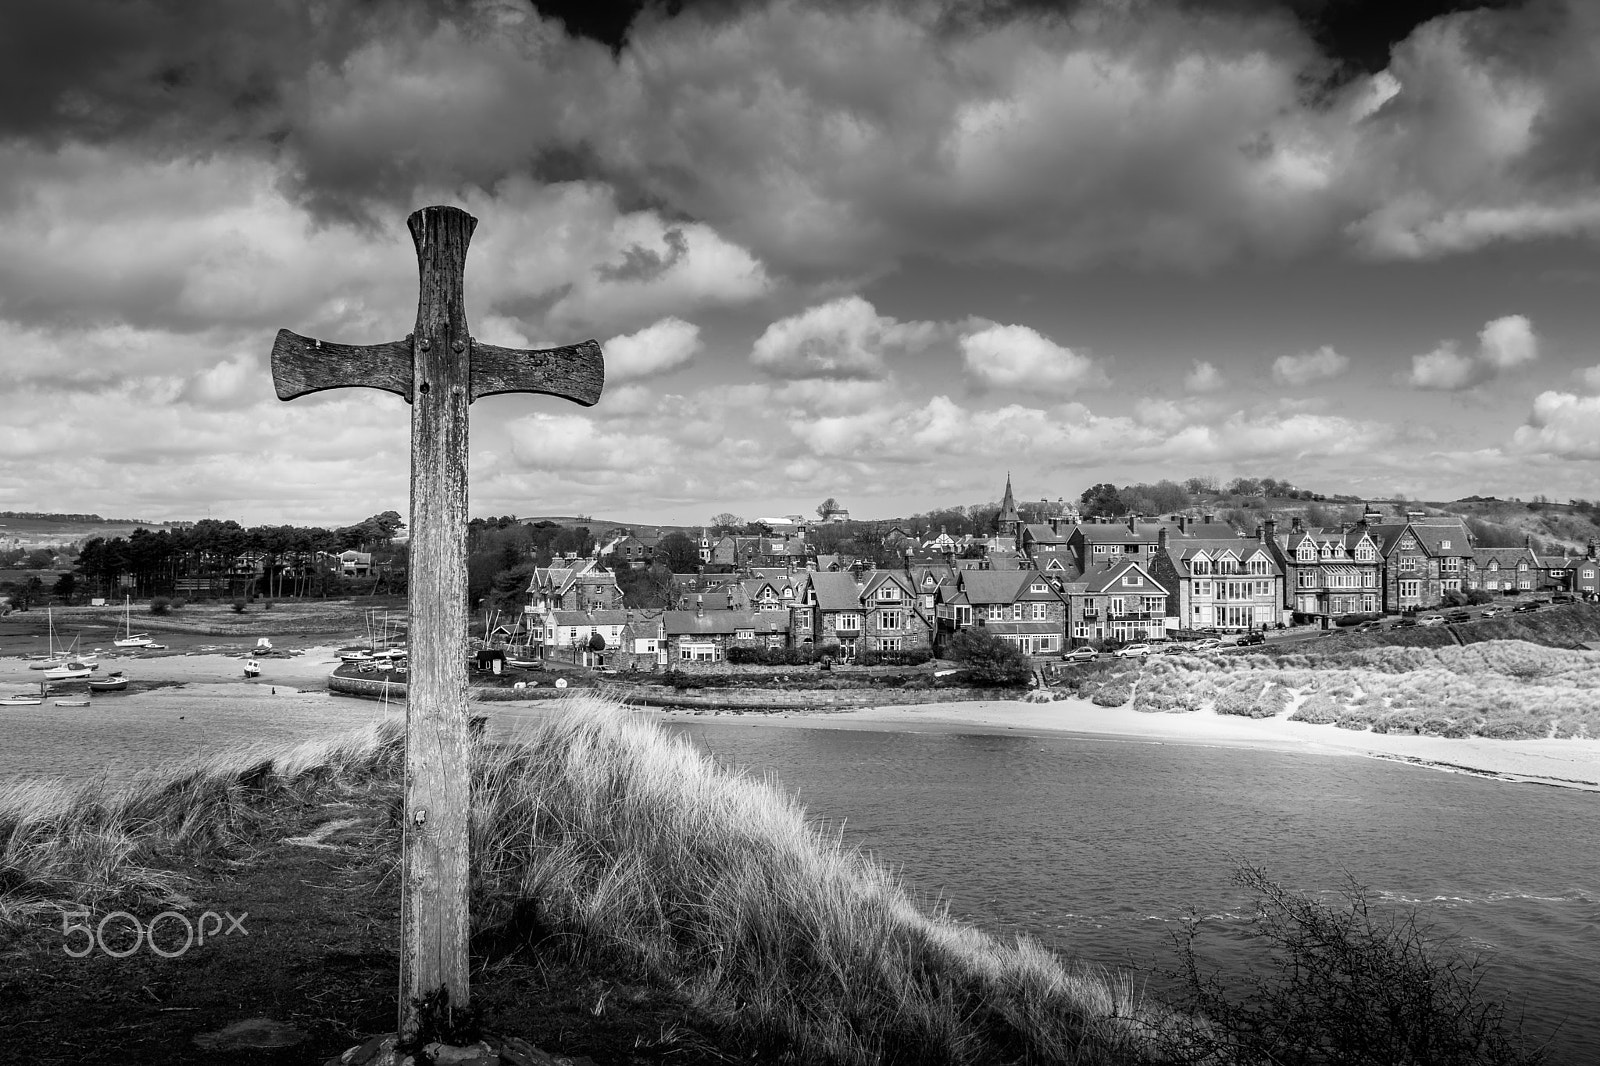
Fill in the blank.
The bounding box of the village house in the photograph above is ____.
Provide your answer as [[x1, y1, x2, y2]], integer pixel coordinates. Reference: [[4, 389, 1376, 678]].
[[1368, 516, 1476, 612], [664, 605, 789, 663], [1152, 529, 1285, 632], [1262, 517, 1381, 619], [707, 533, 814, 570], [806, 569, 933, 659], [611, 616, 668, 671], [932, 566, 1067, 656], [531, 608, 632, 666], [1064, 514, 1239, 571], [1464, 546, 1540, 595], [1059, 557, 1170, 645], [525, 557, 623, 613]]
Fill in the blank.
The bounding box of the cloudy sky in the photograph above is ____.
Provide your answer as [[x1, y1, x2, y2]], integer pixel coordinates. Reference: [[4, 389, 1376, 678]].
[[4, 0, 1600, 529]]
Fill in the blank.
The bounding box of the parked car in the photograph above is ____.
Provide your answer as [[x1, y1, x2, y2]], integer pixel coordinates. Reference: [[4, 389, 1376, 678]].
[[1192, 638, 1223, 650], [1354, 620, 1383, 632], [1418, 615, 1446, 627], [1552, 593, 1576, 604], [1113, 642, 1152, 659], [1393, 618, 1419, 629], [1512, 602, 1541, 613], [1445, 611, 1471, 624], [1064, 647, 1100, 663], [1235, 632, 1266, 646], [1480, 606, 1505, 617]]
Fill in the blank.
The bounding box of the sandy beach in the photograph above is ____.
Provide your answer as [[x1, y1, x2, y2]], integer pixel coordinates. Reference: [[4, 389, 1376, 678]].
[[657, 697, 1600, 792]]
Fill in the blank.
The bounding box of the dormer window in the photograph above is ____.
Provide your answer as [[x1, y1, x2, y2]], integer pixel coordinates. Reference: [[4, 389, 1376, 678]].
[[1122, 574, 1143, 587], [875, 585, 901, 601], [1030, 582, 1047, 593]]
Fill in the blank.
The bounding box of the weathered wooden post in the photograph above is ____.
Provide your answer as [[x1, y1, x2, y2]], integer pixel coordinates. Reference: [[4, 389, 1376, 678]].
[[269, 206, 603, 1050]]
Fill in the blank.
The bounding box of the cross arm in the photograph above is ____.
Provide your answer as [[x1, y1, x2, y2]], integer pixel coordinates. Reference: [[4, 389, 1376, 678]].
[[470, 338, 604, 405], [270, 329, 414, 402]]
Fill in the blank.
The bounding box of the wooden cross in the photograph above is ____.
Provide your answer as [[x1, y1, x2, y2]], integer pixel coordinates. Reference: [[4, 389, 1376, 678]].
[[269, 205, 603, 1046]]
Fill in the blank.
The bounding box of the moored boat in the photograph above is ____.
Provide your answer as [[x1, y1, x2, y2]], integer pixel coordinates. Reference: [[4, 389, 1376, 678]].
[[243, 658, 261, 678], [44, 661, 94, 681], [87, 672, 129, 693], [0, 694, 44, 707], [113, 595, 155, 648]]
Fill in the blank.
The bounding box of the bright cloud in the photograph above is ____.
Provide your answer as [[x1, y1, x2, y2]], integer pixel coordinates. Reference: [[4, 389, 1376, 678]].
[[1511, 391, 1600, 459], [1578, 365, 1600, 391], [602, 317, 702, 382], [1273, 345, 1349, 386], [960, 324, 1104, 393], [1477, 314, 1538, 369], [750, 296, 938, 380], [1408, 315, 1540, 391]]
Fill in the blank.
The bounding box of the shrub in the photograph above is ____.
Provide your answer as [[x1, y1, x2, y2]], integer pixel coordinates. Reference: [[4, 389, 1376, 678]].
[[171, 597, 185, 610], [231, 599, 247, 614], [149, 596, 171, 616], [1171, 864, 1546, 1066], [1466, 589, 1494, 605], [1091, 683, 1132, 707], [1334, 712, 1370, 731], [1289, 692, 1342, 724], [944, 627, 1031, 686], [1213, 689, 1258, 717], [1442, 588, 1469, 608]]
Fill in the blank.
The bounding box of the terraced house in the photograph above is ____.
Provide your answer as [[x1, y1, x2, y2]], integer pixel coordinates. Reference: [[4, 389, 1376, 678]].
[[1465, 546, 1540, 594], [807, 569, 932, 659], [1263, 517, 1381, 619], [1060, 558, 1169, 645], [1369, 517, 1476, 612], [1152, 531, 1284, 632], [933, 567, 1068, 655]]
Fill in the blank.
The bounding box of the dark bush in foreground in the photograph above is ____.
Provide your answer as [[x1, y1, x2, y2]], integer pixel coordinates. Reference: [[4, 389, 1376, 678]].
[[944, 627, 1031, 686], [149, 596, 171, 615], [1172, 864, 1546, 1066], [231, 599, 247, 613]]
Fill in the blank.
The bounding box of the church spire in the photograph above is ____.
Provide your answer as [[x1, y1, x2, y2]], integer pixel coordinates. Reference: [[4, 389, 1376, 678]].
[[996, 471, 1020, 538]]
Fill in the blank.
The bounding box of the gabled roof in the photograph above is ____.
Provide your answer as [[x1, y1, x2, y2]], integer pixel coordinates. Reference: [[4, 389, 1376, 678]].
[[1472, 546, 1537, 567], [1164, 538, 1281, 576], [547, 609, 633, 627], [1079, 558, 1167, 594], [808, 570, 870, 611], [1020, 523, 1068, 545]]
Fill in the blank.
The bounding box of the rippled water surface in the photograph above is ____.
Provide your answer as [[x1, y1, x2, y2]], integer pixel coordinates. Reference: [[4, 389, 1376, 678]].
[[667, 721, 1600, 1065]]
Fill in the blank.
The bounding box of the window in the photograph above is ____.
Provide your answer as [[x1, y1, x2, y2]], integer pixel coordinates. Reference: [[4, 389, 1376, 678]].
[[1143, 596, 1165, 614], [1363, 570, 1375, 588], [879, 610, 901, 630], [1030, 582, 1048, 593], [1442, 557, 1460, 573], [1399, 579, 1420, 599], [1584, 569, 1596, 579], [1073, 623, 1090, 638], [1519, 578, 1532, 590], [1299, 571, 1316, 588], [836, 613, 861, 631], [1011, 604, 1023, 620], [1093, 545, 1109, 554], [1032, 602, 1047, 620], [954, 605, 972, 626], [735, 629, 755, 640], [1441, 540, 1451, 550], [1518, 562, 1529, 571], [1254, 580, 1271, 596], [1192, 558, 1209, 574], [878, 637, 902, 653], [1298, 545, 1315, 561], [1250, 558, 1268, 575], [1356, 546, 1373, 561], [1123, 574, 1143, 587], [876, 585, 901, 601], [1195, 580, 1211, 596], [1441, 580, 1460, 592]]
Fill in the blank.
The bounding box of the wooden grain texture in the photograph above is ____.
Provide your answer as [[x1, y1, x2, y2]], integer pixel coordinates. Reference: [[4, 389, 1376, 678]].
[[471, 339, 604, 404], [400, 205, 474, 1042], [269, 329, 413, 401]]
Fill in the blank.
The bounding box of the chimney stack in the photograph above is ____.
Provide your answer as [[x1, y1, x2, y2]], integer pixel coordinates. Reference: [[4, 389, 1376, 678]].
[[1264, 518, 1276, 540], [1157, 526, 1169, 551], [1176, 515, 1188, 533], [1255, 524, 1265, 543], [696, 594, 703, 618], [1291, 516, 1302, 532], [1202, 513, 1215, 524]]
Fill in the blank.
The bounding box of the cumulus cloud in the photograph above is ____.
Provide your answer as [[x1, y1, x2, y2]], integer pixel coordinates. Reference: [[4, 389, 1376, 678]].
[[601, 317, 702, 382], [959, 323, 1104, 393], [1511, 391, 1600, 459], [1577, 365, 1600, 391], [1273, 345, 1349, 386], [1185, 360, 1224, 392], [750, 296, 938, 380], [1408, 315, 1540, 390], [1477, 314, 1538, 369]]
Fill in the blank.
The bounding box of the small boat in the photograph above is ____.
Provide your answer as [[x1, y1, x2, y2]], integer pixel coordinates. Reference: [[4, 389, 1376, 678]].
[[243, 659, 261, 678], [255, 637, 274, 653], [55, 698, 91, 707], [339, 649, 374, 664], [113, 595, 155, 648], [88, 673, 129, 693], [0, 694, 43, 707], [45, 661, 94, 681]]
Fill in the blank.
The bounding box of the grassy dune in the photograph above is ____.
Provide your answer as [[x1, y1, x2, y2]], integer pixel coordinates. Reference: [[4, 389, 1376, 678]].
[[0, 699, 1192, 1065], [1091, 641, 1600, 739]]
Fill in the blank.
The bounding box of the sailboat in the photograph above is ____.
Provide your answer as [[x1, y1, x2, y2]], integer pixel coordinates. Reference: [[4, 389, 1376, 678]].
[[113, 595, 154, 648], [0, 682, 45, 707], [28, 608, 66, 669]]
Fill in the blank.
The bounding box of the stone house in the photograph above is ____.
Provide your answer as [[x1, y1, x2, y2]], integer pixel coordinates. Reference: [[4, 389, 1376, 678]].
[[664, 606, 789, 663], [806, 569, 933, 659], [1369, 518, 1475, 612], [1262, 517, 1381, 619], [1058, 558, 1170, 646], [932, 566, 1068, 656], [1152, 530, 1285, 632]]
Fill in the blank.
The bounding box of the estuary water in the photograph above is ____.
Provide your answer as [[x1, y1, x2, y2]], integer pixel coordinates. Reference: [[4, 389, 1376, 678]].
[[665, 721, 1600, 1065]]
